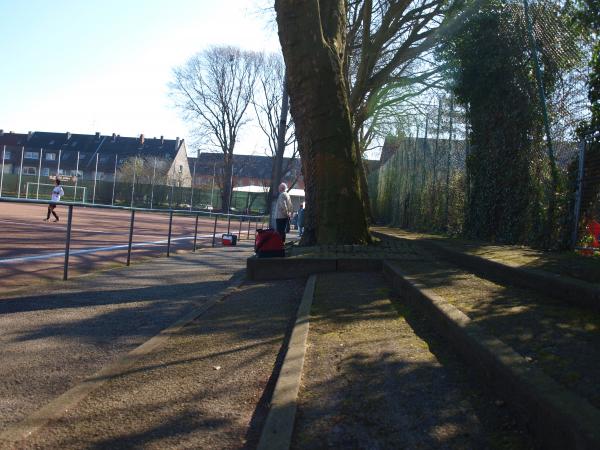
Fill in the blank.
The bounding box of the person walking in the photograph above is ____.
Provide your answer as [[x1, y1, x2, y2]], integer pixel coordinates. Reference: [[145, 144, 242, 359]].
[[297, 202, 305, 237], [275, 182, 293, 242], [44, 178, 64, 222]]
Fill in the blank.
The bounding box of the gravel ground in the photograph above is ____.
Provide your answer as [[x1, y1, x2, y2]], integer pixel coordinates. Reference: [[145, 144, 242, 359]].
[[292, 272, 533, 450], [0, 244, 253, 433], [20, 279, 304, 450], [395, 258, 600, 409]]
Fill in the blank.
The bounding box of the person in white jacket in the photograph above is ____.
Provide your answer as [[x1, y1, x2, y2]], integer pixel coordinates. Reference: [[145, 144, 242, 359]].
[[275, 182, 293, 242], [44, 178, 64, 222]]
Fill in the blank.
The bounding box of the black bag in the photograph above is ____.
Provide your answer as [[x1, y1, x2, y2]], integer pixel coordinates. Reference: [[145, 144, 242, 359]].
[[285, 218, 290, 233]]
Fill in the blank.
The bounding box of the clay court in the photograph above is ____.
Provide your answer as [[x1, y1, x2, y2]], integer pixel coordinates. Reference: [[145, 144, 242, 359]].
[[0, 201, 265, 292]]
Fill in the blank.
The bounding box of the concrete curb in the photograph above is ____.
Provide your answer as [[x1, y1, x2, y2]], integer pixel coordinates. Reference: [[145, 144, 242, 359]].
[[373, 231, 600, 311], [257, 275, 316, 450], [383, 260, 600, 450], [0, 273, 246, 447], [247, 257, 382, 280]]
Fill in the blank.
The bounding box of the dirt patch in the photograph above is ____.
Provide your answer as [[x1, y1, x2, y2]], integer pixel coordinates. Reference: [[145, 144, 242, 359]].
[[396, 258, 600, 409], [292, 272, 533, 449], [18, 279, 305, 450], [373, 227, 600, 285]]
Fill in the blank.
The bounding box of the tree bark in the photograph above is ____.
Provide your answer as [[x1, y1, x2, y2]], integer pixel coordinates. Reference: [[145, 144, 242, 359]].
[[275, 0, 371, 244]]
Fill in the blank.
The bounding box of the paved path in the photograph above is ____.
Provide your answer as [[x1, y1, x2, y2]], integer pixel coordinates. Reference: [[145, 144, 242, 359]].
[[0, 243, 254, 437], [292, 272, 533, 449], [20, 279, 305, 450]]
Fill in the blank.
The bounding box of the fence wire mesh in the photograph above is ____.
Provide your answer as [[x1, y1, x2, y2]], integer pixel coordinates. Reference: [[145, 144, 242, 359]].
[[368, 0, 597, 252]]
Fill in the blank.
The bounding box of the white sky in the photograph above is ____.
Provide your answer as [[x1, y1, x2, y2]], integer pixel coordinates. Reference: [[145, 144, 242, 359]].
[[0, 0, 279, 157]]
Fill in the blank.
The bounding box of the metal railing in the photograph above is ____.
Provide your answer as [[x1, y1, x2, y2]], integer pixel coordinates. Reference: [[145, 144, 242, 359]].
[[0, 197, 268, 280]]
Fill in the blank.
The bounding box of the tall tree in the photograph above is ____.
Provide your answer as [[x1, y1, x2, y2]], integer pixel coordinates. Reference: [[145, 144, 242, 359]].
[[170, 46, 260, 212], [251, 53, 297, 214], [275, 0, 471, 244]]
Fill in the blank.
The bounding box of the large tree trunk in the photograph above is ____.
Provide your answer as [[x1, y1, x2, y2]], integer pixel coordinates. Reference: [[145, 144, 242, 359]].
[[275, 0, 371, 245]]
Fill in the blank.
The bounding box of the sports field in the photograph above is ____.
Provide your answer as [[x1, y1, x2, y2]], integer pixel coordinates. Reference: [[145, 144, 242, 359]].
[[0, 202, 264, 291]]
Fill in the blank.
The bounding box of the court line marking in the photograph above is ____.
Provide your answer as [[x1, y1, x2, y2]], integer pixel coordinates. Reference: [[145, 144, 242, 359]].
[[0, 218, 210, 235], [0, 234, 217, 265]]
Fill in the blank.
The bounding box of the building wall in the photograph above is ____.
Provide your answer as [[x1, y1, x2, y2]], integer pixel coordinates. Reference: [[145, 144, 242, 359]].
[[167, 140, 192, 187]]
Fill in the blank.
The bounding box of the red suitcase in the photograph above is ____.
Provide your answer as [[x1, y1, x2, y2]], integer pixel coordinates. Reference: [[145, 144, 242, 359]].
[[255, 228, 285, 258]]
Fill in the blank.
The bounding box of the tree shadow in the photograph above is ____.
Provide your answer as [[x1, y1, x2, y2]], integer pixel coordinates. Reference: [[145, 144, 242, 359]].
[[19, 279, 305, 450], [291, 272, 534, 450]]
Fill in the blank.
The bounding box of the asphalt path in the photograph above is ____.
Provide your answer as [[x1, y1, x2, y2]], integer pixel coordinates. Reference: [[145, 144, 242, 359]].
[[0, 243, 254, 435]]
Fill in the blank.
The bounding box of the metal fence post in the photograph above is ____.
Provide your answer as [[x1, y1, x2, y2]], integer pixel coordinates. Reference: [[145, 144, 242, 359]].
[[126, 209, 135, 266], [92, 153, 99, 204], [36, 148, 43, 199], [167, 210, 174, 257], [227, 214, 231, 234], [247, 216, 252, 239], [0, 145, 5, 197], [63, 205, 73, 280], [111, 154, 118, 206], [193, 213, 199, 252], [212, 214, 218, 247], [238, 217, 243, 240], [17, 146, 24, 198], [572, 139, 586, 248]]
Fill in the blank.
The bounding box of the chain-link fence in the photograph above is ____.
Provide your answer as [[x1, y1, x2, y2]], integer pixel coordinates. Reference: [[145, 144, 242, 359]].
[[0, 147, 270, 214], [368, 0, 596, 251]]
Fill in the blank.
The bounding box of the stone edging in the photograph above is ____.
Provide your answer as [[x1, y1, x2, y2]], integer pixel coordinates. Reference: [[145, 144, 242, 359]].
[[383, 260, 600, 450], [372, 231, 600, 311], [247, 257, 381, 280], [0, 273, 246, 447], [257, 275, 316, 450]]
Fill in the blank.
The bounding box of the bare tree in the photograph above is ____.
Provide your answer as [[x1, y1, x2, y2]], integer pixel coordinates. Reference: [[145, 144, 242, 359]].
[[170, 46, 261, 212], [118, 156, 170, 184], [252, 52, 299, 213]]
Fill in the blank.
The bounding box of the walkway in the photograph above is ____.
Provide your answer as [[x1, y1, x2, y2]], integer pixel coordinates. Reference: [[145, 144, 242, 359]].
[[0, 243, 255, 447]]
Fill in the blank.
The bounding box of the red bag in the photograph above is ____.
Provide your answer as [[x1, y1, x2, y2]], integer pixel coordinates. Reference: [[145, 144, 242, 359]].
[[587, 220, 600, 248], [255, 228, 285, 258]]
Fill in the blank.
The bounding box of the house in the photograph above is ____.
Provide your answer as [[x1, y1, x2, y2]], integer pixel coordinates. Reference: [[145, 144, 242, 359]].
[[0, 130, 191, 187]]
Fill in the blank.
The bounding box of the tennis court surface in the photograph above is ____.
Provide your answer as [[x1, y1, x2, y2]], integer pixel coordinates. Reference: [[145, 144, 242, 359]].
[[0, 202, 262, 292]]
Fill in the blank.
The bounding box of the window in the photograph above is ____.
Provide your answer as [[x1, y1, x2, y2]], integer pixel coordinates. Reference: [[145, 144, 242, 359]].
[[179, 165, 183, 173], [58, 169, 64, 175], [22, 166, 36, 175], [48, 140, 55, 145], [25, 151, 39, 159], [46, 153, 56, 161], [3, 151, 11, 159], [42, 167, 50, 176]]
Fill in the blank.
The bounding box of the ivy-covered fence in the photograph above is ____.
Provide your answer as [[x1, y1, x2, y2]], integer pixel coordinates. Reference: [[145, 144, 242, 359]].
[[369, 0, 596, 250], [368, 97, 582, 248], [370, 102, 468, 235]]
